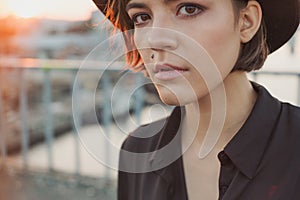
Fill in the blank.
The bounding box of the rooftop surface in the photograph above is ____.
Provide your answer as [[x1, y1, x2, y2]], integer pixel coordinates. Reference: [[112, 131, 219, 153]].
[[0, 166, 117, 200]]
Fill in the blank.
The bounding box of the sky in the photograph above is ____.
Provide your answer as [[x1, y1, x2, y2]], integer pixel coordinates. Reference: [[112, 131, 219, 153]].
[[0, 0, 99, 20]]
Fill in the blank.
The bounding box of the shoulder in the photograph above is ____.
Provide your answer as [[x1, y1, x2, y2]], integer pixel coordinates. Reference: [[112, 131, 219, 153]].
[[283, 101, 300, 116], [270, 102, 300, 161], [121, 116, 169, 153], [264, 102, 300, 182], [280, 102, 300, 131]]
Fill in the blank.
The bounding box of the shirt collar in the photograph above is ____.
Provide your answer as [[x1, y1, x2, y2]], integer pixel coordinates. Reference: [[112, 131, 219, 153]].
[[149, 106, 184, 163], [149, 106, 184, 184], [224, 82, 282, 179], [150, 82, 282, 180]]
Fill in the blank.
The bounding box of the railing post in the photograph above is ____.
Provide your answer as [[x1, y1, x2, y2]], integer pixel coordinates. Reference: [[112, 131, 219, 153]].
[[134, 74, 145, 124], [71, 69, 81, 175], [20, 68, 29, 169], [252, 72, 258, 82], [102, 71, 112, 180], [43, 69, 54, 171], [0, 72, 6, 167]]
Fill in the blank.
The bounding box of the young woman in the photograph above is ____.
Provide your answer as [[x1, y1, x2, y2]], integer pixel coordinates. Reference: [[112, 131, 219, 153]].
[[93, 0, 300, 199]]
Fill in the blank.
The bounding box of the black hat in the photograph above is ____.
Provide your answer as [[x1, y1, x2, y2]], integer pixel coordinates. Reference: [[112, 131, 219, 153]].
[[93, 0, 299, 53]]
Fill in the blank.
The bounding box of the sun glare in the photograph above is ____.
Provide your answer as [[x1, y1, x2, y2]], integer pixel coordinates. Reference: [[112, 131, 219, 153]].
[[3, 0, 97, 21], [7, 0, 41, 18]]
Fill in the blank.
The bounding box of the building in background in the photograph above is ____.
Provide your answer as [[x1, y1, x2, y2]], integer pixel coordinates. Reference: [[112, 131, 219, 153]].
[[0, 10, 113, 60]]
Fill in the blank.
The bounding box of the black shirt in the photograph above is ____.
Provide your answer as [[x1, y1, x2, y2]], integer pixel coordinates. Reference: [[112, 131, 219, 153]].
[[118, 82, 300, 200]]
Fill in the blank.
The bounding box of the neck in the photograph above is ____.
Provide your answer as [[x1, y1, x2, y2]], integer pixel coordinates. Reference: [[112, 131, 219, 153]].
[[182, 71, 257, 155]]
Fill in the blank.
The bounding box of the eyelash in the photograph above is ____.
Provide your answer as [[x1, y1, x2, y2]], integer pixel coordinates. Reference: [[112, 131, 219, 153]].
[[177, 3, 206, 18], [131, 13, 151, 27], [129, 3, 206, 27]]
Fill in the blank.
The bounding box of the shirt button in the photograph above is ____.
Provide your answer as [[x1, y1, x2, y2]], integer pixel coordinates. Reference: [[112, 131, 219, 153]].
[[217, 151, 230, 166]]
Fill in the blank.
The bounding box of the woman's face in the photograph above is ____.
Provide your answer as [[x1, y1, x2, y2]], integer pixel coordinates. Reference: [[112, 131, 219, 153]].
[[126, 0, 242, 105]]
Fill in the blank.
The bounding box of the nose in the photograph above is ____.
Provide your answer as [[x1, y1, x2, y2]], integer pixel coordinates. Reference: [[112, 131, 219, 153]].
[[146, 26, 178, 51]]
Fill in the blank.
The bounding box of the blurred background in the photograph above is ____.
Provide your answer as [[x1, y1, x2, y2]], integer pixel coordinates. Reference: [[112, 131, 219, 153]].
[[0, 0, 299, 199], [0, 1, 171, 199]]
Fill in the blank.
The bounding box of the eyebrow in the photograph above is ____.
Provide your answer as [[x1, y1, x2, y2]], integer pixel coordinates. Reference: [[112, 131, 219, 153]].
[[126, 0, 180, 12], [126, 3, 147, 12]]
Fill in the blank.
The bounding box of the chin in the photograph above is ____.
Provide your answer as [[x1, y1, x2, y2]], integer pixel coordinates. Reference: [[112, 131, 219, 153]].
[[156, 87, 198, 106], [159, 95, 180, 106]]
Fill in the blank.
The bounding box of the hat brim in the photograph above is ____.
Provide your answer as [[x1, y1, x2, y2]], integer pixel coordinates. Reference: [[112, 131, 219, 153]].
[[257, 0, 299, 53], [93, 0, 300, 53]]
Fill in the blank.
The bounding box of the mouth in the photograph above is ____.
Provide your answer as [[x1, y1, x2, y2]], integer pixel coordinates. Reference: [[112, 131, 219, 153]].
[[153, 63, 188, 81]]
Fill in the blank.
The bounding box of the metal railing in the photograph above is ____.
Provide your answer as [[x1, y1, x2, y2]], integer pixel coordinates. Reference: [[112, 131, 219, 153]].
[[251, 67, 300, 105], [0, 60, 148, 180], [1, 60, 300, 180]]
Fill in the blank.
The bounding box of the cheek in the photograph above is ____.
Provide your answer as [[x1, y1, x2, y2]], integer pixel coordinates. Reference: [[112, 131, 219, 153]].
[[133, 32, 141, 51], [133, 31, 149, 59], [202, 27, 241, 76]]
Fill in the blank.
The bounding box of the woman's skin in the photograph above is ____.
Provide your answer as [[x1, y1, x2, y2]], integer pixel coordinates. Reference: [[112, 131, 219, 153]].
[[126, 0, 261, 198]]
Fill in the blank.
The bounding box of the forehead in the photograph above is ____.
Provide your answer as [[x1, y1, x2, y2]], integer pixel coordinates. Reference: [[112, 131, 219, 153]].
[[126, 0, 211, 6], [125, 0, 215, 10], [125, 0, 231, 8]]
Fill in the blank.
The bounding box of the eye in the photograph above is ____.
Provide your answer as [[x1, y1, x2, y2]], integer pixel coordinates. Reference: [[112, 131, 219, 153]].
[[132, 13, 151, 26], [177, 4, 204, 17]]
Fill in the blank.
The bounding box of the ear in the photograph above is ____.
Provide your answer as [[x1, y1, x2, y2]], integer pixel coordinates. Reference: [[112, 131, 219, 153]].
[[239, 1, 262, 43]]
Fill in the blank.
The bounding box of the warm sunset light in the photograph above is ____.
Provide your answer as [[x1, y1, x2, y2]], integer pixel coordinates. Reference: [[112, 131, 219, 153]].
[[7, 0, 41, 18], [1, 0, 98, 21]]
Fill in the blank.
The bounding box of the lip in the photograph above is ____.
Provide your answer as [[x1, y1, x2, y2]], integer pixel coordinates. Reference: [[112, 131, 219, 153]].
[[153, 63, 188, 81], [153, 63, 187, 73]]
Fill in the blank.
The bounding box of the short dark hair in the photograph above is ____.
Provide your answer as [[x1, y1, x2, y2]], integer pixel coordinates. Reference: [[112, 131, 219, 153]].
[[104, 0, 269, 72], [231, 0, 269, 72]]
